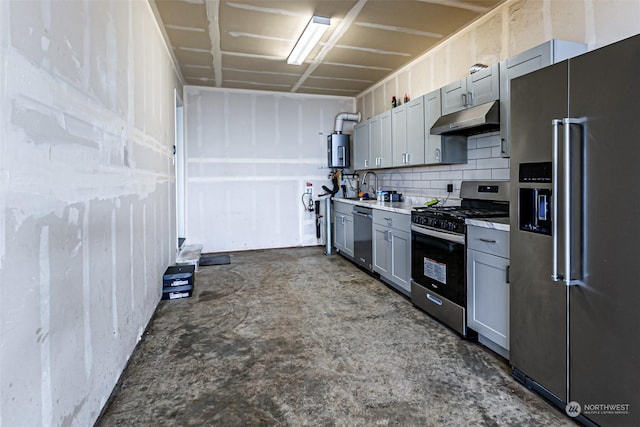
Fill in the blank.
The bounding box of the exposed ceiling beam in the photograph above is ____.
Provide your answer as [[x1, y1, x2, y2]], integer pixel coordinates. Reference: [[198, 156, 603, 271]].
[[416, 0, 491, 13], [355, 22, 443, 39], [147, 0, 186, 85], [205, 0, 223, 87], [226, 1, 305, 18]]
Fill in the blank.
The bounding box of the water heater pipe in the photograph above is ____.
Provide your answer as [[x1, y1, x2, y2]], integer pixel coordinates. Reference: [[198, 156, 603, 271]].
[[334, 112, 361, 133], [325, 196, 332, 255]]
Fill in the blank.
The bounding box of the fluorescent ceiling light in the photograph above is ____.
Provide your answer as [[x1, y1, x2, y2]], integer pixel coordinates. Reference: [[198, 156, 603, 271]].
[[287, 16, 330, 65]]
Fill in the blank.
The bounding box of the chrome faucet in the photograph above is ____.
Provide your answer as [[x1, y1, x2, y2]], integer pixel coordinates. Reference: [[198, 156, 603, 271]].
[[361, 171, 378, 195]]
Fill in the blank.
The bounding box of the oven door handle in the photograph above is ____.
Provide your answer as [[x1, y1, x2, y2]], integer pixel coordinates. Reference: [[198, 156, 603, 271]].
[[411, 224, 465, 245], [427, 293, 443, 306]]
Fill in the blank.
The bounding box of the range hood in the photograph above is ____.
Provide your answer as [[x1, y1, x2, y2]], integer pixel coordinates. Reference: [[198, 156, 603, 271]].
[[431, 100, 500, 136]]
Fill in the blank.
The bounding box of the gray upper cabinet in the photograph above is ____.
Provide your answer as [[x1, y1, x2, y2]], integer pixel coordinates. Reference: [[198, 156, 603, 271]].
[[353, 121, 370, 170], [424, 89, 467, 165], [499, 39, 587, 157], [391, 104, 407, 167], [405, 97, 426, 166], [441, 78, 466, 114], [370, 110, 392, 168], [441, 64, 500, 115], [392, 97, 425, 167], [424, 90, 442, 164]]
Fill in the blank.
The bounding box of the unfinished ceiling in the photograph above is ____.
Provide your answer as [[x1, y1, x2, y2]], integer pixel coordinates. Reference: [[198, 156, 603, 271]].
[[152, 0, 506, 97]]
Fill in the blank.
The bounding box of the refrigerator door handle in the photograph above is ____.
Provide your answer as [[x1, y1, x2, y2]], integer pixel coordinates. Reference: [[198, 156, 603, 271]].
[[552, 119, 562, 282], [563, 118, 572, 286], [559, 117, 585, 287]]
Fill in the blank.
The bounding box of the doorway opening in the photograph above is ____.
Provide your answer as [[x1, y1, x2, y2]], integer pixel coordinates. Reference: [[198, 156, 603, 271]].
[[174, 89, 185, 256]]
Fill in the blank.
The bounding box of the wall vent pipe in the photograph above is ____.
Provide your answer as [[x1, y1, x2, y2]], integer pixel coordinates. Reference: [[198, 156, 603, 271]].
[[334, 112, 361, 133], [325, 196, 333, 255]]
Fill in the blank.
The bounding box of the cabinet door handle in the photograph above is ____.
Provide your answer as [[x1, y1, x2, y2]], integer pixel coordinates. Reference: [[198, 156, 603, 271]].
[[506, 265, 510, 284], [461, 93, 467, 107], [401, 153, 406, 164], [341, 216, 345, 224], [478, 238, 497, 243], [406, 152, 411, 164], [364, 159, 368, 168], [435, 148, 441, 162], [467, 91, 473, 106]]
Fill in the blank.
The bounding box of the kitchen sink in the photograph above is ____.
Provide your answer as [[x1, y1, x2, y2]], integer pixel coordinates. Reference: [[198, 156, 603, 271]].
[[343, 196, 373, 201]]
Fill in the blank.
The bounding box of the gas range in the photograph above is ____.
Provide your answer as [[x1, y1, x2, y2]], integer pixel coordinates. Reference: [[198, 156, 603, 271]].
[[410, 181, 510, 337], [411, 181, 510, 235], [411, 205, 509, 235]]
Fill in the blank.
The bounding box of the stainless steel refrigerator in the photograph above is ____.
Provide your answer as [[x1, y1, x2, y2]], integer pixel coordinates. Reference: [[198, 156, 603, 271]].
[[510, 34, 640, 427]]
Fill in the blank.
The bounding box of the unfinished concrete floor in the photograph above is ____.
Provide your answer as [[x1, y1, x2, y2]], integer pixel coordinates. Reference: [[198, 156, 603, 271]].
[[97, 247, 573, 426]]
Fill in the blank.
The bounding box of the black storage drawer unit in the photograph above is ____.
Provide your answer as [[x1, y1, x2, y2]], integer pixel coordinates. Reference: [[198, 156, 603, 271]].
[[162, 284, 193, 300], [162, 265, 195, 300], [163, 265, 195, 287]]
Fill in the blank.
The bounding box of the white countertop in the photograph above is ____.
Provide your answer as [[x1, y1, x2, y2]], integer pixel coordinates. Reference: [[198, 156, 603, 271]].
[[332, 197, 416, 215], [466, 217, 510, 232], [332, 198, 511, 230]]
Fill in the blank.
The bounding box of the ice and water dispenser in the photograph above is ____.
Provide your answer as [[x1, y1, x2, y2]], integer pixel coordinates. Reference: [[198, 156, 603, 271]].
[[519, 162, 552, 235]]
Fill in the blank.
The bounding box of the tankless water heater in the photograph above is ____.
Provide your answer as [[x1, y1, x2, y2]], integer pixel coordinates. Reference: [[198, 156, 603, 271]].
[[327, 133, 350, 168]]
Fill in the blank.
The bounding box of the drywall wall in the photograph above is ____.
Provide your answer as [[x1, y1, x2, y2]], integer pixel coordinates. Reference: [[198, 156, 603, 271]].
[[0, 1, 181, 425], [354, 0, 640, 200], [184, 87, 355, 253], [357, 0, 640, 117]]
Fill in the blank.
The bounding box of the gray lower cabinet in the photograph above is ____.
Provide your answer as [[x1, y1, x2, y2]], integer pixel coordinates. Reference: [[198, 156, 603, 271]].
[[372, 210, 411, 294], [466, 225, 510, 358], [333, 201, 354, 259]]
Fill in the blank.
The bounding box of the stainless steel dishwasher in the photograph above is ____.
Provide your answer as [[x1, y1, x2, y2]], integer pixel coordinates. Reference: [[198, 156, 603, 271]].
[[352, 206, 373, 271]]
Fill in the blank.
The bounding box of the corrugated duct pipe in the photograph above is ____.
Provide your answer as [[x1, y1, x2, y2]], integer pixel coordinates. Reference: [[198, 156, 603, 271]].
[[334, 112, 361, 133]]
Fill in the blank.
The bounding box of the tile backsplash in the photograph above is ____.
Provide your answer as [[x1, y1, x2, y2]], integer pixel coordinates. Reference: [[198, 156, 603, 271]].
[[355, 132, 510, 200]]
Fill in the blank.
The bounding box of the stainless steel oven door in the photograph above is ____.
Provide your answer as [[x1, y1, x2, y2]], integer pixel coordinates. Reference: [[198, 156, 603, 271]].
[[410, 224, 465, 306], [411, 224, 468, 335]]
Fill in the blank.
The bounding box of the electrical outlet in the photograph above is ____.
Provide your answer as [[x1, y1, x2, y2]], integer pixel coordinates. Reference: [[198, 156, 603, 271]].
[[447, 183, 453, 193]]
